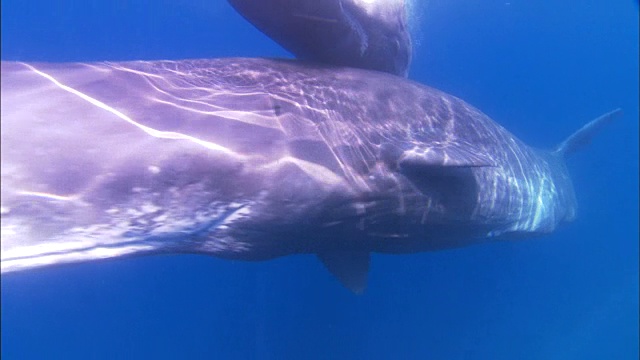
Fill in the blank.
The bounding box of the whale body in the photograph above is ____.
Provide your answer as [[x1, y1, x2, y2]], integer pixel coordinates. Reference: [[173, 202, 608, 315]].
[[0, 58, 617, 292]]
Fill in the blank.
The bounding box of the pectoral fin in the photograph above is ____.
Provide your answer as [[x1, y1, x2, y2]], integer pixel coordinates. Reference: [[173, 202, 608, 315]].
[[317, 251, 370, 294], [393, 144, 496, 218]]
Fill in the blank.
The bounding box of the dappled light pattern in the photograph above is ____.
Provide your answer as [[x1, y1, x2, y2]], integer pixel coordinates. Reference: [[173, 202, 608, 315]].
[[1, 59, 578, 273]]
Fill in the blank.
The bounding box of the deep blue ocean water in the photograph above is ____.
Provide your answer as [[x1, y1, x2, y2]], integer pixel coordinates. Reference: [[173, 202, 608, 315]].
[[1, 1, 638, 359]]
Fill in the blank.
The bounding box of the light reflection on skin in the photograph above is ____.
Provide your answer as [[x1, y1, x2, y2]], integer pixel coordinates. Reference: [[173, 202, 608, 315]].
[[24, 64, 245, 158], [1, 58, 608, 286]]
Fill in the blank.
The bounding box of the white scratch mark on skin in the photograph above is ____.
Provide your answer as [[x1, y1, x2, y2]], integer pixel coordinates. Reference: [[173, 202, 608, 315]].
[[17, 191, 75, 201], [24, 64, 246, 159]]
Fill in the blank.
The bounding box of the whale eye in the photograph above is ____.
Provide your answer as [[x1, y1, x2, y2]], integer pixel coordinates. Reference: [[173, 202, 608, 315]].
[[273, 104, 282, 116]]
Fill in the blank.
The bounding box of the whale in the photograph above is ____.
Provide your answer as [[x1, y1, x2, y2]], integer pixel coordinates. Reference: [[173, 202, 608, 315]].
[[0, 58, 619, 292], [228, 0, 412, 76]]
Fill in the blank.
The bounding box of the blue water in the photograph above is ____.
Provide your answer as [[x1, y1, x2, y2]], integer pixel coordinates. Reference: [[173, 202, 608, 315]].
[[1, 1, 638, 359]]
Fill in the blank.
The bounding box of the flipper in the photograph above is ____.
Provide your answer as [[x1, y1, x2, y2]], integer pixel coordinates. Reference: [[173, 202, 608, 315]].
[[228, 0, 412, 76], [380, 141, 497, 172], [554, 108, 622, 157], [318, 251, 370, 294], [317, 145, 495, 293], [384, 143, 496, 218]]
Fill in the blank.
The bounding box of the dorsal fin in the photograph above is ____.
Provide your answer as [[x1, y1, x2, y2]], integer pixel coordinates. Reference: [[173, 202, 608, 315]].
[[554, 108, 622, 157]]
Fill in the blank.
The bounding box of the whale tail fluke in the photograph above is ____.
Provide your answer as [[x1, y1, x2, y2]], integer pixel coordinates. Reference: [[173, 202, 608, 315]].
[[554, 108, 622, 158]]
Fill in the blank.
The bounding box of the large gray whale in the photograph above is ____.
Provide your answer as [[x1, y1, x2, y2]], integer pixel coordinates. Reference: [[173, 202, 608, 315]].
[[0, 59, 618, 292]]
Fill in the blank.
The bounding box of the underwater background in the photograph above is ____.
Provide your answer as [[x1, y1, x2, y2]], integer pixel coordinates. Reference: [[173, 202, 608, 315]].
[[1, 1, 638, 359]]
